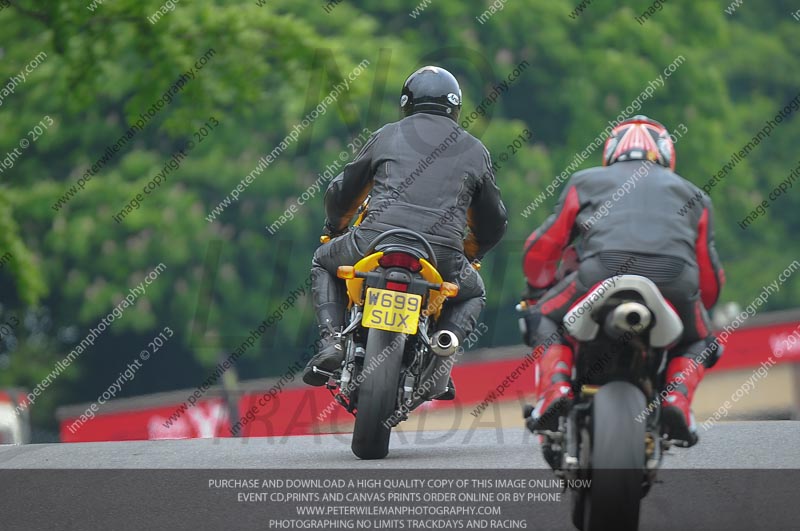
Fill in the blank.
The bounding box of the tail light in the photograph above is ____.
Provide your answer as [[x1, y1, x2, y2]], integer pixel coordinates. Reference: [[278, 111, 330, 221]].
[[379, 252, 421, 272], [385, 281, 408, 292]]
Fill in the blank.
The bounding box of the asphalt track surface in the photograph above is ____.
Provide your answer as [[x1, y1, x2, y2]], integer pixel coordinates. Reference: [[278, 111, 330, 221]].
[[1, 422, 799, 530], [0, 421, 797, 468]]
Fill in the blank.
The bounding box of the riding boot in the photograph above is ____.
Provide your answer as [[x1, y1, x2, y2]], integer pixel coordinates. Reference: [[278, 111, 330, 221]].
[[526, 344, 574, 432], [661, 356, 704, 447], [302, 327, 345, 386], [302, 267, 347, 386]]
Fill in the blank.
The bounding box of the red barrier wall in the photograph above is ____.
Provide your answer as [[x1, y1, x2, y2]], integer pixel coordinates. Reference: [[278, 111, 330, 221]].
[[59, 320, 800, 442]]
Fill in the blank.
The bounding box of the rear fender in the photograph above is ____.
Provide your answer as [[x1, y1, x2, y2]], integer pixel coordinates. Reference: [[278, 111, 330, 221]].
[[344, 254, 447, 319]]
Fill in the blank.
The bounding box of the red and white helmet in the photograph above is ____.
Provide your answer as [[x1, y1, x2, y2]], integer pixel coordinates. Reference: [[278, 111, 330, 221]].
[[602, 115, 675, 170]]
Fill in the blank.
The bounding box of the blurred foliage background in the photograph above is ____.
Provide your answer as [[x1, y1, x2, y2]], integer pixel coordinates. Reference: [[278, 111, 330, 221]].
[[0, 0, 798, 437]]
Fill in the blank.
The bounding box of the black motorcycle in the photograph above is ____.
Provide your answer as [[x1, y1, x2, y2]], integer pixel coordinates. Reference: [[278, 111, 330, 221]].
[[522, 274, 686, 530]]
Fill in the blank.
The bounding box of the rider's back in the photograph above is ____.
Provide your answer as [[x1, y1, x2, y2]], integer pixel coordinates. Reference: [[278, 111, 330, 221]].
[[357, 113, 494, 251], [573, 161, 708, 268]]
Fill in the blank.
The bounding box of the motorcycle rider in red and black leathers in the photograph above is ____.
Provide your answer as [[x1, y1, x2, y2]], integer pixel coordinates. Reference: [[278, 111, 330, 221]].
[[521, 116, 724, 446], [303, 66, 508, 389]]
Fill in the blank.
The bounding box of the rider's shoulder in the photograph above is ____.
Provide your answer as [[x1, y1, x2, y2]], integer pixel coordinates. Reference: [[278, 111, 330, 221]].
[[570, 165, 607, 183], [671, 171, 706, 196], [453, 128, 490, 160]]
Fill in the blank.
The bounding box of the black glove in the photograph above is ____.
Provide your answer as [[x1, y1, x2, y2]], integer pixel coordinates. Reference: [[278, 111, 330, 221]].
[[519, 307, 542, 348], [518, 284, 549, 347], [323, 220, 346, 238], [522, 283, 548, 305]]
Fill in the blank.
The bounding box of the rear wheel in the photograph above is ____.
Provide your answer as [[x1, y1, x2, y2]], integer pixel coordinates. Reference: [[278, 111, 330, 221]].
[[582, 381, 646, 531], [351, 330, 405, 460], [571, 489, 586, 530], [570, 426, 591, 530]]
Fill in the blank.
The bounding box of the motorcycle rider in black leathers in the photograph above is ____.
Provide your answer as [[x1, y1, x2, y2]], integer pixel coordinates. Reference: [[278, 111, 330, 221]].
[[303, 66, 508, 389], [521, 116, 725, 446]]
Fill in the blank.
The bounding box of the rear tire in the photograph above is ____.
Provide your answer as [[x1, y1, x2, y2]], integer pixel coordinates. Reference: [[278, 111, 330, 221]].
[[583, 381, 646, 531], [351, 330, 405, 460], [571, 489, 586, 530]]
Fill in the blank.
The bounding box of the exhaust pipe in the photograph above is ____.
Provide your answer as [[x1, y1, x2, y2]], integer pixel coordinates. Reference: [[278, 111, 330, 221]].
[[431, 330, 459, 357], [604, 302, 652, 338]]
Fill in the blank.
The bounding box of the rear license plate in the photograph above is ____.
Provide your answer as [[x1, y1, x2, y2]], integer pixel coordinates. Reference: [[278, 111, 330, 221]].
[[362, 287, 422, 334]]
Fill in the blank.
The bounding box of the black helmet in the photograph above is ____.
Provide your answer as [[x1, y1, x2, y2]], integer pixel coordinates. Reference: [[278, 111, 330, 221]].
[[400, 66, 462, 121]]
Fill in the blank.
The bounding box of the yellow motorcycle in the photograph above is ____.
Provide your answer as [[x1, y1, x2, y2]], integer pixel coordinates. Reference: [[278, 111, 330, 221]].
[[317, 227, 461, 459]]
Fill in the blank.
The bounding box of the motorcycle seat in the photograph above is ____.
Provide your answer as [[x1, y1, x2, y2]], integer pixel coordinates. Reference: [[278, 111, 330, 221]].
[[563, 274, 683, 348]]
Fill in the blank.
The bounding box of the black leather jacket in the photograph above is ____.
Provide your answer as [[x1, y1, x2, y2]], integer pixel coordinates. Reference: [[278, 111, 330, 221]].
[[325, 113, 508, 260], [523, 161, 725, 308]]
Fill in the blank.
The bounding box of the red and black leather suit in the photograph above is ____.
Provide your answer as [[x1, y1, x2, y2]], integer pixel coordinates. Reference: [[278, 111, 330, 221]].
[[523, 159, 725, 356]]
